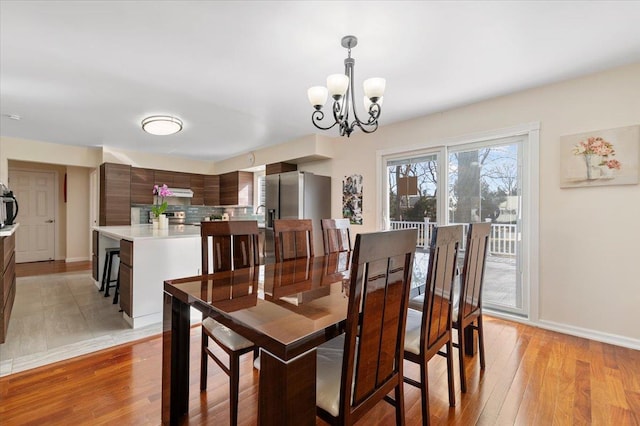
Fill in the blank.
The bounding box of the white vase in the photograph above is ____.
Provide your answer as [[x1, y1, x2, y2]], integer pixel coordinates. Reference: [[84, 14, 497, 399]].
[[159, 214, 169, 229], [152, 218, 159, 229]]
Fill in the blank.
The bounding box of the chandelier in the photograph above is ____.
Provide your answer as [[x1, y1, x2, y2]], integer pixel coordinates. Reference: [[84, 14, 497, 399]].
[[307, 35, 385, 137]]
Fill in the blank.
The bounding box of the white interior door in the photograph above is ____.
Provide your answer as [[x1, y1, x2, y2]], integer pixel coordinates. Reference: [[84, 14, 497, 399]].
[[9, 169, 56, 263]]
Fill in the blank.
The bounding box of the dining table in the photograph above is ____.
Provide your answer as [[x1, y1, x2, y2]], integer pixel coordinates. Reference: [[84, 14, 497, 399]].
[[161, 251, 352, 426]]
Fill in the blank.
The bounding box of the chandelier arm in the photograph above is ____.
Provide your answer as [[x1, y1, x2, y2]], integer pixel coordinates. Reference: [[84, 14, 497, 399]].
[[312, 110, 339, 131]]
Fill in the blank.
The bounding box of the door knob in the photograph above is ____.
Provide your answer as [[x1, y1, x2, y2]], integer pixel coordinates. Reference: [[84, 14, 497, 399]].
[[45, 219, 54, 223]]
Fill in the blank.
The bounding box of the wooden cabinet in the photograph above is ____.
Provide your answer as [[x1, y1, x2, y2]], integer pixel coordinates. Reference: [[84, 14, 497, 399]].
[[118, 239, 133, 317], [174, 172, 190, 188], [204, 175, 220, 206], [100, 163, 131, 226], [190, 174, 205, 205], [1, 233, 16, 343], [92, 230, 99, 281], [266, 162, 297, 175], [130, 167, 155, 204], [153, 170, 175, 187], [220, 171, 253, 205]]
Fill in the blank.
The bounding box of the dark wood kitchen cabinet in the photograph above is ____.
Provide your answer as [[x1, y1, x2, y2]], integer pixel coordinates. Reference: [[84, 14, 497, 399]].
[[220, 171, 253, 205], [190, 174, 205, 205], [118, 239, 133, 317], [153, 170, 175, 187], [100, 163, 131, 226], [153, 170, 190, 189], [92, 230, 99, 281], [0, 232, 16, 343], [204, 175, 220, 206], [130, 167, 155, 204], [173, 172, 190, 188]]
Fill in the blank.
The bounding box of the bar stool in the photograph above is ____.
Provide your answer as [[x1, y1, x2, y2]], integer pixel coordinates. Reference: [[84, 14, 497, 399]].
[[100, 247, 120, 298]]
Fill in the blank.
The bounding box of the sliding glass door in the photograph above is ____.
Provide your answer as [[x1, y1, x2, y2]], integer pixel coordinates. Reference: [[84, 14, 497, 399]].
[[381, 134, 530, 317], [448, 139, 524, 314]]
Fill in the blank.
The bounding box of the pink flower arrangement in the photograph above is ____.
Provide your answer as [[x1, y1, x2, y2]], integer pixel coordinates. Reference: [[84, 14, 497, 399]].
[[605, 159, 622, 170], [572, 136, 615, 157], [152, 184, 173, 217]]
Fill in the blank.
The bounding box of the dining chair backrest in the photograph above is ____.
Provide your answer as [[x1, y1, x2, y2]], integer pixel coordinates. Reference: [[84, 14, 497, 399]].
[[320, 218, 352, 254], [200, 220, 259, 274], [458, 222, 491, 324], [337, 228, 417, 423], [420, 224, 462, 356], [273, 219, 314, 262]]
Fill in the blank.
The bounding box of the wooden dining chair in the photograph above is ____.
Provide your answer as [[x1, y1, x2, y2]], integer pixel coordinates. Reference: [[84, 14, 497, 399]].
[[273, 218, 314, 262], [321, 218, 352, 254], [453, 221, 491, 392], [199, 220, 259, 426], [403, 224, 462, 426], [315, 228, 417, 426]]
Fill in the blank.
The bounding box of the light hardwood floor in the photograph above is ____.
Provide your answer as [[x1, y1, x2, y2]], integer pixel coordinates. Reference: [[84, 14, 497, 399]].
[[1, 314, 639, 425]]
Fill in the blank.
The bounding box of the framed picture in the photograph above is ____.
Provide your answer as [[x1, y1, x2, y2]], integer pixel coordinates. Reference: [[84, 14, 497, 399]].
[[560, 125, 639, 188], [343, 174, 363, 225]]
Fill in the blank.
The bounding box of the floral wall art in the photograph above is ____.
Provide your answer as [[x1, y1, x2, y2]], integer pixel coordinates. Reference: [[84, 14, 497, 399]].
[[343, 174, 363, 225], [560, 125, 639, 188]]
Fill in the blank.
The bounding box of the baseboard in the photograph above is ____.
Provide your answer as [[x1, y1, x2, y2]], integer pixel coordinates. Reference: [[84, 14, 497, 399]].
[[485, 309, 640, 350], [536, 319, 640, 351], [65, 257, 90, 263]]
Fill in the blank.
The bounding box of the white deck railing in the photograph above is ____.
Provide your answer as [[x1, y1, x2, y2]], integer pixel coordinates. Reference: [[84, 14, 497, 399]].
[[389, 220, 517, 256]]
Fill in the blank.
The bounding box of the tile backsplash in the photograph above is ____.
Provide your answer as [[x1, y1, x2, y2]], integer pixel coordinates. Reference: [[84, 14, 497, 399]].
[[132, 204, 264, 225]]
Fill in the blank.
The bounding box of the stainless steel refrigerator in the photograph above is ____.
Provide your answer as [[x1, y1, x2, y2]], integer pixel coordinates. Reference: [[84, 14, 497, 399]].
[[264, 171, 331, 263]]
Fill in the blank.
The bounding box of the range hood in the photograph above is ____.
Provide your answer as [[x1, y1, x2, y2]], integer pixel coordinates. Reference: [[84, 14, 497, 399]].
[[166, 188, 193, 198]]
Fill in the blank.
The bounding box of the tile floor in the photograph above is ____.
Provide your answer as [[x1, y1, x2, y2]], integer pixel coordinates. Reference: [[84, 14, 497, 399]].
[[0, 271, 161, 377]]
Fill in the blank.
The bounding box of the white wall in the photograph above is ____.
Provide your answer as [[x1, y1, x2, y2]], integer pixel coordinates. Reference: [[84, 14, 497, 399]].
[[66, 166, 91, 262]]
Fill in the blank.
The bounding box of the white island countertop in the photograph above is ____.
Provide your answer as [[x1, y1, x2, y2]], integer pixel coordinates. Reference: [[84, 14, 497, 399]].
[[94, 224, 201, 241]]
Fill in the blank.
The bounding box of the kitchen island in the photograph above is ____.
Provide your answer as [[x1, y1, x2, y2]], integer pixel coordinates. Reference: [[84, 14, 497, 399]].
[[93, 224, 202, 328]]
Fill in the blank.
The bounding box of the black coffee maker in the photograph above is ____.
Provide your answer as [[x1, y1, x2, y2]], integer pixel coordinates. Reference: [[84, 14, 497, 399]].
[[0, 182, 19, 228]]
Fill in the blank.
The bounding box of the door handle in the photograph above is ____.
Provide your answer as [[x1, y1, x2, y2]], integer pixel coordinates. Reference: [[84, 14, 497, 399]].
[[45, 219, 54, 223]]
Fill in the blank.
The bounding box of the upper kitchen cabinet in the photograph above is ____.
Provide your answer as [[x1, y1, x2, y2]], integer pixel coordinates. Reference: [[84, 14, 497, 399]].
[[204, 175, 220, 206], [130, 167, 154, 204], [100, 163, 131, 226], [154, 170, 191, 189], [153, 170, 175, 187], [220, 171, 253, 206], [190, 174, 205, 205], [174, 172, 190, 188]]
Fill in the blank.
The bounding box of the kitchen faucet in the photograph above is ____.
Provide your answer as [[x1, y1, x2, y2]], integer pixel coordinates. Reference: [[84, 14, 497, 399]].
[[255, 204, 265, 215]]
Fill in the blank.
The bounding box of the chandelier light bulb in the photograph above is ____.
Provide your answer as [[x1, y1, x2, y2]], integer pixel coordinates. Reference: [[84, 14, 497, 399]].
[[327, 74, 349, 99], [307, 86, 328, 109], [363, 78, 386, 101]]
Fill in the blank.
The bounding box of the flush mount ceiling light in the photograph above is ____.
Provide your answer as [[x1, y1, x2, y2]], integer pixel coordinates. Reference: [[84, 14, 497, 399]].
[[307, 35, 385, 137], [141, 115, 183, 136]]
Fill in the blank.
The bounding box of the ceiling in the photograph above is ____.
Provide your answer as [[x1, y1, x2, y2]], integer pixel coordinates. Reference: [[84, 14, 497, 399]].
[[2, 1, 640, 163]]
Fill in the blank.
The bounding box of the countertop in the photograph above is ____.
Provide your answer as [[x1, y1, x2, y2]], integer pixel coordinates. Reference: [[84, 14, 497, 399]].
[[0, 223, 19, 237], [94, 224, 201, 241]]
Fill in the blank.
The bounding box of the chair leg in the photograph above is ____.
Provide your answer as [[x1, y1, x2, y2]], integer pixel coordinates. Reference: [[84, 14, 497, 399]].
[[420, 357, 430, 426], [477, 316, 486, 370], [112, 264, 120, 304], [104, 253, 113, 297], [200, 330, 208, 391], [100, 252, 109, 292], [457, 325, 467, 393], [394, 380, 405, 426], [229, 353, 240, 426], [446, 338, 456, 407]]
